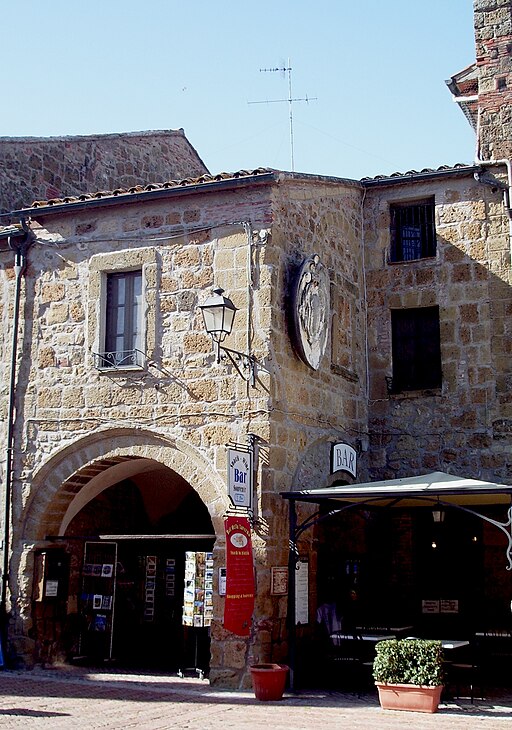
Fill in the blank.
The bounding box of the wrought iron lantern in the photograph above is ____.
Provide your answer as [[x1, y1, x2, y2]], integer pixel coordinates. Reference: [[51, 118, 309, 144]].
[[199, 287, 256, 386]]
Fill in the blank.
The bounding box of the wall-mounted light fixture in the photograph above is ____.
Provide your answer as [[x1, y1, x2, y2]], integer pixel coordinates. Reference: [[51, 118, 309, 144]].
[[199, 288, 257, 386]]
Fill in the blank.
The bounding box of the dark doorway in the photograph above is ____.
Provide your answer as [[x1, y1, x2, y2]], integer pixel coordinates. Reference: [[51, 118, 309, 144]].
[[413, 508, 484, 637], [61, 469, 216, 672], [111, 538, 214, 671]]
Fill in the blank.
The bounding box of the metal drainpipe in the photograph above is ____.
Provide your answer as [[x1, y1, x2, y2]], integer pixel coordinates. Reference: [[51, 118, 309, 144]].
[[1, 226, 30, 636], [229, 220, 256, 384], [242, 221, 253, 364]]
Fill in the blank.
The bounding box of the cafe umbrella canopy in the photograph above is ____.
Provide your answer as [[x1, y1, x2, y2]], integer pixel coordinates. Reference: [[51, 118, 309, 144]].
[[281, 471, 512, 690]]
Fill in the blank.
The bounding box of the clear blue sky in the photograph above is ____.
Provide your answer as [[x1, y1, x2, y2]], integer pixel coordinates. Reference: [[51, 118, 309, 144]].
[[1, 0, 476, 181]]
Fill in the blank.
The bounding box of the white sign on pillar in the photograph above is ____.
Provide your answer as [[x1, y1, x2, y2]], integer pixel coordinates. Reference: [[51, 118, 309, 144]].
[[227, 448, 253, 509]]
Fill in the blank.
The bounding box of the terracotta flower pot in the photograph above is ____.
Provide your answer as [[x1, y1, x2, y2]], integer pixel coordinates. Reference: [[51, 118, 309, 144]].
[[376, 682, 443, 713], [250, 663, 289, 701]]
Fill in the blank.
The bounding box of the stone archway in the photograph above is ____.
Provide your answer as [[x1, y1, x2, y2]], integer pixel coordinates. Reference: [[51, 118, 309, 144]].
[[19, 427, 228, 542], [11, 428, 229, 669]]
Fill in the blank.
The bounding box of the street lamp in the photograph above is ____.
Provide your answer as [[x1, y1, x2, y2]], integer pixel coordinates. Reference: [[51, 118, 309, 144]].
[[199, 288, 237, 355], [199, 288, 256, 386]]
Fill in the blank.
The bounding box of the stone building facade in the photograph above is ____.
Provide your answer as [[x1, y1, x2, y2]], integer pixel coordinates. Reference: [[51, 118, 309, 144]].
[[365, 166, 511, 484], [0, 0, 511, 686], [1, 157, 510, 681], [0, 169, 370, 684], [0, 129, 208, 214]]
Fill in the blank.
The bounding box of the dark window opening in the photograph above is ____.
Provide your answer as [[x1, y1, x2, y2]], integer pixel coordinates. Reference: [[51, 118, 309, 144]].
[[390, 198, 436, 262], [101, 270, 143, 368], [390, 306, 442, 392]]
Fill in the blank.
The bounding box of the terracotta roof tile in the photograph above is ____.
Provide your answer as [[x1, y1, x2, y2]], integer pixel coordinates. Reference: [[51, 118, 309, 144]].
[[26, 163, 477, 209], [29, 168, 274, 209], [360, 163, 474, 183]]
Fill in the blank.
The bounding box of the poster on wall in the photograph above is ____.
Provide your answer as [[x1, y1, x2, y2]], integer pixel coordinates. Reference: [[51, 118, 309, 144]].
[[271, 567, 288, 596], [295, 561, 309, 625], [223, 516, 255, 636], [440, 599, 459, 614], [422, 599, 440, 614], [218, 567, 226, 596]]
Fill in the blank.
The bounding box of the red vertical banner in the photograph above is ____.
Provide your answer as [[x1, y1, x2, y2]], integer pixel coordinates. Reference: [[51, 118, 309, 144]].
[[223, 516, 255, 636]]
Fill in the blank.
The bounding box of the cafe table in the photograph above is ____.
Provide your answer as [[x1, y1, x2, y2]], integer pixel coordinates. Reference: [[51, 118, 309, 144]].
[[403, 636, 470, 650], [330, 632, 396, 646], [440, 639, 470, 650], [357, 625, 414, 636], [475, 630, 512, 638]]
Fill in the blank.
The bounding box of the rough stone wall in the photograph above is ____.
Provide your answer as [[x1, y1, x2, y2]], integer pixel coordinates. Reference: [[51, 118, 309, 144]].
[[474, 0, 512, 159], [267, 178, 368, 491], [245, 178, 369, 668], [0, 129, 209, 214], [364, 170, 512, 483]]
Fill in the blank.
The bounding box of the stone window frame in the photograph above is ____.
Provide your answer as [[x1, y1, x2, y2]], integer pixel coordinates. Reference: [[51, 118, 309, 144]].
[[330, 280, 359, 383], [388, 305, 442, 394], [388, 196, 436, 263], [88, 247, 158, 371]]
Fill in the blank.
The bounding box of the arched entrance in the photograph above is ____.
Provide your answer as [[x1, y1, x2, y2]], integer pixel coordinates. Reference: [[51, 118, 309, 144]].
[[16, 430, 227, 672]]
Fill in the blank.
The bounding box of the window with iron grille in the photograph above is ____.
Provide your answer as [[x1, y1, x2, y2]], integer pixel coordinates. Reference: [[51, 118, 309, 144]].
[[389, 198, 436, 262], [390, 306, 441, 392], [100, 270, 143, 368]]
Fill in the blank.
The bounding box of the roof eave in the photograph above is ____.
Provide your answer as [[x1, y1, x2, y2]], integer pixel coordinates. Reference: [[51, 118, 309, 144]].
[[361, 164, 479, 188], [12, 171, 279, 219]]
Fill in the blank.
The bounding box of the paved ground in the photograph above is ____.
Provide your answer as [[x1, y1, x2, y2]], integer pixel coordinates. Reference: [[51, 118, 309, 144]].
[[0, 667, 511, 729]]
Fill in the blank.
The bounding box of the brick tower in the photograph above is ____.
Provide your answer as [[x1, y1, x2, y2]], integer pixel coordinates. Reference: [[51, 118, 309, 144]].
[[474, 0, 512, 159]]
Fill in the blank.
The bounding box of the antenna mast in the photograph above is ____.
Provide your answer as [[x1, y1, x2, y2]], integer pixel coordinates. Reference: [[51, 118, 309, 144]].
[[248, 59, 316, 172]]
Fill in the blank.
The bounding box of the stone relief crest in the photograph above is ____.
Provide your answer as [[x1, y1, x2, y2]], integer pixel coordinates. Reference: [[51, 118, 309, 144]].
[[289, 254, 330, 370]]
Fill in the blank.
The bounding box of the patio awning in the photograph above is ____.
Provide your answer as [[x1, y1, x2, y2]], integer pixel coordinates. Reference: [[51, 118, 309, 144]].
[[281, 471, 512, 508], [282, 471, 512, 691]]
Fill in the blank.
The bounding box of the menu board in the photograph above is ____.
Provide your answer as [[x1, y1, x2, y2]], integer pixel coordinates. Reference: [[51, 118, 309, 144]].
[[295, 561, 309, 625], [223, 516, 255, 636], [182, 551, 214, 628]]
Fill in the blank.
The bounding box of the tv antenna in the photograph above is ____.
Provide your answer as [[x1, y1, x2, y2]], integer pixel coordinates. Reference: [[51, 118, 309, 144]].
[[248, 59, 317, 172]]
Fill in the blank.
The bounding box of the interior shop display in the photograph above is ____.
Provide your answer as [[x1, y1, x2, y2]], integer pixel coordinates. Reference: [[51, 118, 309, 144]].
[[78, 542, 117, 661], [179, 551, 213, 678]]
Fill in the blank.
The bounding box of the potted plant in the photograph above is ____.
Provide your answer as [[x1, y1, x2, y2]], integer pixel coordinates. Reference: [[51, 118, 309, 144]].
[[373, 639, 444, 713]]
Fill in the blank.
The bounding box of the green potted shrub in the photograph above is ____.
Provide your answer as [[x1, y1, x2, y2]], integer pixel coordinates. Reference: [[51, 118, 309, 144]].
[[373, 639, 444, 713]]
